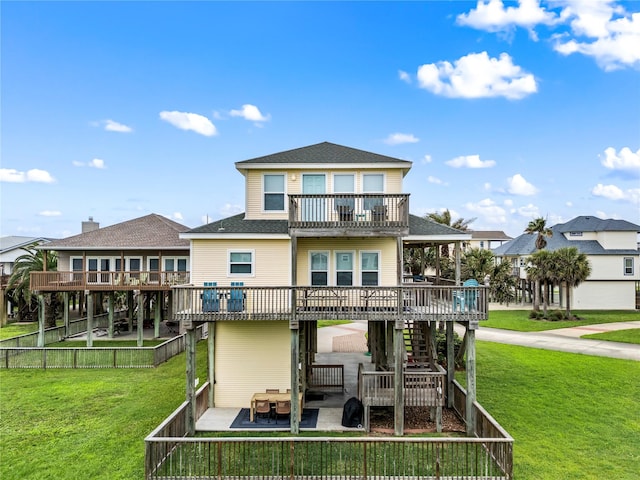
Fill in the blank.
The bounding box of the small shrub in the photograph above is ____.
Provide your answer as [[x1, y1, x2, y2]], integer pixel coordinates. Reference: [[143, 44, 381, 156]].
[[435, 330, 464, 369], [551, 310, 565, 321]]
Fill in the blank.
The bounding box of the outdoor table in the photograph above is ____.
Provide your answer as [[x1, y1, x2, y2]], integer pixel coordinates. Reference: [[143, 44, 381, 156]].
[[249, 391, 304, 422]]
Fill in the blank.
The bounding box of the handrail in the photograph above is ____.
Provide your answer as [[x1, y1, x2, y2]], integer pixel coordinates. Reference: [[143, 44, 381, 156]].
[[30, 271, 190, 292]]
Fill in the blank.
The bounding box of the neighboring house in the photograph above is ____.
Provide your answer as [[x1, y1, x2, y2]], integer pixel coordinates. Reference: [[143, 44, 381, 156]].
[[465, 230, 512, 251], [30, 214, 191, 342], [1, 236, 55, 324], [176, 142, 492, 436], [493, 216, 640, 310]]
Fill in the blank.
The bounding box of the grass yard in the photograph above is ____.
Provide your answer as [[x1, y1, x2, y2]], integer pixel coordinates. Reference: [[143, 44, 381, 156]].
[[1, 340, 638, 479], [582, 328, 640, 345], [0, 322, 46, 339], [483, 309, 640, 332]]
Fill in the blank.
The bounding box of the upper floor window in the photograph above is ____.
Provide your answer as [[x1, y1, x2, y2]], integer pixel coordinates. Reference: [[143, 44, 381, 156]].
[[164, 258, 188, 272], [361, 252, 379, 286], [624, 257, 634, 276], [264, 174, 285, 211], [229, 251, 254, 276], [363, 173, 384, 210], [334, 174, 355, 213], [310, 252, 329, 286], [336, 252, 354, 286]]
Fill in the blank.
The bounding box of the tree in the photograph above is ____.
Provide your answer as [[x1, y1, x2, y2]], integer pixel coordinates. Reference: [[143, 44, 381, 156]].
[[7, 244, 60, 326], [488, 260, 516, 305], [461, 247, 494, 281], [426, 209, 476, 258], [526, 250, 555, 315], [525, 217, 553, 250], [554, 247, 591, 318]]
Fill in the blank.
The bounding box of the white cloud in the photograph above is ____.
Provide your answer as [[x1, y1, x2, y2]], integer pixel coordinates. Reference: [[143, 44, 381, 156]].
[[601, 146, 640, 174], [416, 52, 537, 100], [507, 173, 538, 195], [0, 168, 55, 183], [464, 198, 507, 224], [229, 104, 270, 122], [73, 158, 106, 169], [504, 198, 513, 207], [422, 154, 433, 164], [159, 111, 218, 136], [484, 182, 493, 191], [427, 175, 448, 186], [516, 203, 541, 217], [398, 70, 411, 83], [457, 0, 558, 38], [566, 201, 573, 207], [38, 210, 61, 217], [162, 212, 184, 221], [103, 119, 133, 133], [553, 1, 640, 71], [592, 183, 640, 203], [445, 154, 496, 168], [384, 133, 419, 145]]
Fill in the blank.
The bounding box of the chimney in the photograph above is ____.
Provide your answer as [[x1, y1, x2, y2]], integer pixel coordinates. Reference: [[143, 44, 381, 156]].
[[82, 216, 100, 233]]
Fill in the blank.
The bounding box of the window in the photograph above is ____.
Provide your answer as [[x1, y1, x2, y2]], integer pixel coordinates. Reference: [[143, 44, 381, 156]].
[[129, 258, 141, 271], [336, 252, 353, 286], [229, 251, 254, 276], [480, 241, 485, 249], [361, 252, 379, 286], [115, 259, 123, 271], [624, 257, 634, 276], [333, 174, 355, 213], [310, 252, 329, 286], [149, 258, 159, 271], [363, 173, 384, 210], [264, 174, 285, 211], [72, 258, 83, 271], [165, 258, 188, 272]]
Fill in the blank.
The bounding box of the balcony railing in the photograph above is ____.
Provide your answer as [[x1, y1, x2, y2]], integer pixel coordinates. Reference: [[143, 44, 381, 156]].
[[30, 271, 190, 292], [172, 285, 488, 326], [288, 194, 409, 232]]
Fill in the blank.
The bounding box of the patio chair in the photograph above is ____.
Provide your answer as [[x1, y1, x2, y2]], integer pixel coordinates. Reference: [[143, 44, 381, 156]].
[[275, 400, 291, 424], [202, 282, 219, 312], [453, 279, 479, 312], [228, 282, 245, 312], [336, 204, 354, 221], [371, 204, 387, 222], [254, 399, 272, 423]]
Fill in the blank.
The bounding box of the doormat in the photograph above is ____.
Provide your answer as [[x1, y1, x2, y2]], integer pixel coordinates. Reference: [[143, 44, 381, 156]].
[[230, 408, 319, 429]]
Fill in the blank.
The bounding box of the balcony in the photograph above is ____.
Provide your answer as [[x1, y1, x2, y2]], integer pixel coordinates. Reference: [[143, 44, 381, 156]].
[[30, 271, 190, 293], [288, 194, 409, 236], [172, 284, 488, 327]]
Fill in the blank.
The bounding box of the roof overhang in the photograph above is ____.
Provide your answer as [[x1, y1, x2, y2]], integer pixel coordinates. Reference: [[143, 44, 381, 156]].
[[236, 162, 412, 176], [403, 234, 472, 244], [181, 233, 291, 240]]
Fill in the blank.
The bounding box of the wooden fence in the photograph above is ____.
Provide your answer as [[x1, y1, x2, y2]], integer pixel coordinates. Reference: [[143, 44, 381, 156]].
[[308, 364, 344, 391], [0, 325, 205, 369]]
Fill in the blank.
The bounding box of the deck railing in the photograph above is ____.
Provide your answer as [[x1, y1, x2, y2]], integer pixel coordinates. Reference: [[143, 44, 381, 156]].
[[30, 271, 190, 292], [173, 284, 488, 325], [308, 364, 344, 391], [289, 193, 409, 231], [0, 325, 205, 369], [145, 381, 513, 480]]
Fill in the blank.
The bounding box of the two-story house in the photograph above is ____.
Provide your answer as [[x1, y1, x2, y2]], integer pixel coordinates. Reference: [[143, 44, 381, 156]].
[[174, 142, 491, 436], [493, 216, 640, 310]]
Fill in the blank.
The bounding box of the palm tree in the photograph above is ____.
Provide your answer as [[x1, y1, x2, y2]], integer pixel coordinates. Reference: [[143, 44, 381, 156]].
[[7, 243, 60, 326], [526, 250, 555, 315], [426, 209, 476, 258], [525, 217, 553, 250], [488, 260, 516, 305], [461, 247, 494, 281], [554, 247, 591, 318]]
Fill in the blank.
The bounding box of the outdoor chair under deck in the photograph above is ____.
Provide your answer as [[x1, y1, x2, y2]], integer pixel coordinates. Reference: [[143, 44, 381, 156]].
[[254, 399, 272, 423], [274, 400, 291, 424]]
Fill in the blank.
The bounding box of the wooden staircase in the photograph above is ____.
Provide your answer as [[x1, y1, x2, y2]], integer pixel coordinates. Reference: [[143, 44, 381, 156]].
[[403, 320, 433, 367]]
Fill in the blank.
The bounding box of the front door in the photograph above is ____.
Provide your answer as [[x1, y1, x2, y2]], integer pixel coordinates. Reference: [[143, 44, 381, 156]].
[[302, 174, 326, 221]]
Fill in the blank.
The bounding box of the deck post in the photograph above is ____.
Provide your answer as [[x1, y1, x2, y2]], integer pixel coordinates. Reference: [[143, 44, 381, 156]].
[[394, 317, 404, 436], [127, 291, 134, 332], [446, 321, 454, 408], [455, 242, 461, 285], [108, 292, 114, 338], [290, 326, 300, 434], [86, 292, 93, 347], [465, 326, 476, 436], [63, 292, 70, 337], [37, 294, 45, 347], [154, 292, 161, 338], [186, 326, 197, 435], [208, 322, 215, 407], [137, 291, 144, 347]]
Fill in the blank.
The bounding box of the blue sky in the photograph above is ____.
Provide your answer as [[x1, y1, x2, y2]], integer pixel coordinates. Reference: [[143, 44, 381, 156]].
[[2, 0, 639, 239]]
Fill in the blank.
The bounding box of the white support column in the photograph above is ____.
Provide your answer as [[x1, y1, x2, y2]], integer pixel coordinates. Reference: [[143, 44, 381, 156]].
[[137, 291, 143, 347]]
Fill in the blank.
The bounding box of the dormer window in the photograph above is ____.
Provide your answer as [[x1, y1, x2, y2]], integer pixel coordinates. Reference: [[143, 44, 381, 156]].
[[569, 232, 583, 236], [263, 174, 285, 211]]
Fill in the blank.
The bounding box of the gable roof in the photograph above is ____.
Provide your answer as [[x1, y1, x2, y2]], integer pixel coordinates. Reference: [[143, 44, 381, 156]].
[[235, 142, 412, 171], [41, 214, 191, 250], [1, 236, 54, 254], [469, 230, 512, 241], [182, 213, 469, 240], [492, 216, 640, 257]]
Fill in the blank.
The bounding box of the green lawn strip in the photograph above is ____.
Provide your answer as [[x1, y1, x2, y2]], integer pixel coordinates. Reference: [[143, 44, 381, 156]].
[[317, 320, 354, 328], [472, 341, 640, 480], [483, 309, 639, 332], [0, 341, 208, 480], [0, 322, 44, 339], [581, 328, 640, 345]]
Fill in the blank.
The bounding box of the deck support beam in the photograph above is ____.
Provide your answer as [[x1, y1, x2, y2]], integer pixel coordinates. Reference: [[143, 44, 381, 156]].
[[108, 292, 114, 338], [37, 294, 45, 347], [63, 292, 70, 337], [394, 320, 404, 436], [446, 321, 454, 408], [290, 326, 300, 434], [208, 323, 215, 408], [465, 326, 476, 436], [86, 292, 93, 347], [154, 292, 161, 338], [186, 326, 197, 435], [137, 291, 144, 347]]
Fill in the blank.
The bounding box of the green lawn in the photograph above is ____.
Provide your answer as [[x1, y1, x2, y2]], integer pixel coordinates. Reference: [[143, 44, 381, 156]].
[[582, 328, 640, 345], [0, 322, 43, 339], [483, 309, 640, 332], [1, 340, 638, 479]]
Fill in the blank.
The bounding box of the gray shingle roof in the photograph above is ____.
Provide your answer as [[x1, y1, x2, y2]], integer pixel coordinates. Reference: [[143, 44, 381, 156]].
[[1, 236, 55, 253], [469, 230, 512, 240], [235, 142, 413, 166], [492, 217, 639, 256], [408, 215, 470, 236], [42, 214, 190, 249]]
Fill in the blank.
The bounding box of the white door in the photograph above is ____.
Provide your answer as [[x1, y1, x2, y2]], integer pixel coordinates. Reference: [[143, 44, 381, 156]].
[[302, 174, 326, 221]]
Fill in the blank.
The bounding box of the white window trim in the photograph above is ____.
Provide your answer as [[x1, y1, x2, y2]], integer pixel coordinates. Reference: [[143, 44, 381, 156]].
[[623, 257, 634, 276], [126, 257, 143, 272], [335, 250, 355, 286], [309, 251, 330, 286], [228, 249, 255, 277], [332, 173, 355, 193], [360, 250, 381, 286], [361, 172, 386, 193], [262, 173, 287, 213], [163, 256, 189, 272]]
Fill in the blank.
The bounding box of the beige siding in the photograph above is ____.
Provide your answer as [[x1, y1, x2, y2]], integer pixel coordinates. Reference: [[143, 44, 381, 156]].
[[296, 237, 398, 286], [571, 281, 637, 310], [214, 321, 291, 407], [597, 231, 638, 250], [191, 239, 291, 286]]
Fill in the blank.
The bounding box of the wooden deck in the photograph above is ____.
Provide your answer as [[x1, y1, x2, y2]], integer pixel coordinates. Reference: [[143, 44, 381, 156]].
[[172, 285, 488, 325], [30, 271, 190, 292]]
